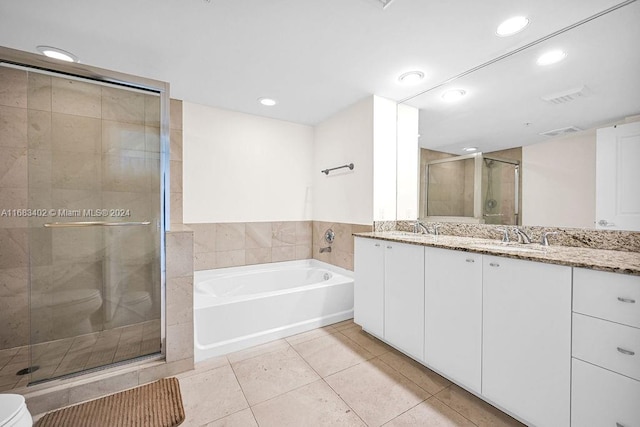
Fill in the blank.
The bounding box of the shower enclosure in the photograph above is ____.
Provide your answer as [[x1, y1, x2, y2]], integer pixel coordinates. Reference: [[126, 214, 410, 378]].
[[423, 153, 520, 225], [0, 47, 168, 388]]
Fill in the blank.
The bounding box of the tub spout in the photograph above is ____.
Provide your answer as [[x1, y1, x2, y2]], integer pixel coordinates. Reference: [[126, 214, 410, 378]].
[[319, 246, 332, 253]]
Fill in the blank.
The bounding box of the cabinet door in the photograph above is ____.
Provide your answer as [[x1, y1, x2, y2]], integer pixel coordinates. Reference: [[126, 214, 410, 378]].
[[354, 237, 384, 338], [483, 255, 571, 427], [572, 358, 640, 427], [424, 248, 482, 393], [384, 241, 424, 360]]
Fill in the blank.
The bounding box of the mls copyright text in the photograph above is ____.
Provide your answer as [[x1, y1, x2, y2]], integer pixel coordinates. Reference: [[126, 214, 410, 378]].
[[1, 208, 132, 218]]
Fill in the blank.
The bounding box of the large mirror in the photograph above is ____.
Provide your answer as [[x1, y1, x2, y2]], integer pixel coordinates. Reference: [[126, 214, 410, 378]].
[[400, 0, 640, 231]]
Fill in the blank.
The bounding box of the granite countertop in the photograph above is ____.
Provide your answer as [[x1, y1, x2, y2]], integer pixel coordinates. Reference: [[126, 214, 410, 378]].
[[354, 231, 640, 276]]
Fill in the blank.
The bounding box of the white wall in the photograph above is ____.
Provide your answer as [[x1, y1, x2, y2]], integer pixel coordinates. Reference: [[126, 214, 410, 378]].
[[313, 96, 374, 225], [183, 102, 314, 223], [396, 104, 419, 220], [373, 96, 398, 221], [522, 129, 596, 228]]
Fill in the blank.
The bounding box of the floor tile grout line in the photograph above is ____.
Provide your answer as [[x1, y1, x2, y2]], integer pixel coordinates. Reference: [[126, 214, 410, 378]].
[[226, 360, 252, 415], [373, 354, 450, 398], [227, 348, 327, 413], [292, 335, 377, 381], [226, 339, 293, 365], [320, 376, 370, 427], [284, 327, 340, 347], [431, 390, 482, 427], [378, 396, 430, 426], [232, 346, 322, 407], [247, 405, 260, 427]]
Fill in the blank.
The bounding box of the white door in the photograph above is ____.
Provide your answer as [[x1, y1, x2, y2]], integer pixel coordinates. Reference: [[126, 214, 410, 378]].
[[424, 248, 482, 393], [596, 121, 640, 231], [384, 241, 424, 360], [354, 237, 384, 338]]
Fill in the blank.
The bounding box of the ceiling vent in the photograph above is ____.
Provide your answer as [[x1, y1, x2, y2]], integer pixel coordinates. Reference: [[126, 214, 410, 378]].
[[539, 126, 582, 137], [541, 85, 589, 105]]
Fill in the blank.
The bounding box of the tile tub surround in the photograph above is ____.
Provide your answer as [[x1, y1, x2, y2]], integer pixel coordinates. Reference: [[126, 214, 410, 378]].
[[313, 221, 373, 271], [188, 221, 313, 271], [355, 232, 640, 276]]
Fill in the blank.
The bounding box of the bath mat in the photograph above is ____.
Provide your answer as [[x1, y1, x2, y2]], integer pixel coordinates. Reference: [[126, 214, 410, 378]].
[[36, 377, 185, 427]]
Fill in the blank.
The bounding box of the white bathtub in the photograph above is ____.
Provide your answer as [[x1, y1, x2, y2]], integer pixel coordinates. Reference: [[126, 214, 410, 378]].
[[194, 259, 354, 362]]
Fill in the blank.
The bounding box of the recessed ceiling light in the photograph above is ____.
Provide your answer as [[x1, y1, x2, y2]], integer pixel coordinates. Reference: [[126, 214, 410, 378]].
[[258, 97, 277, 106], [36, 45, 78, 63], [537, 50, 567, 66], [442, 89, 467, 102], [463, 147, 478, 152], [496, 16, 530, 37], [398, 71, 425, 85]]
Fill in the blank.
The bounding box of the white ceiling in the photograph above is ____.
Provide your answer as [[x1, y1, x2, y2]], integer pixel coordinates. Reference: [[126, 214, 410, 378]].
[[406, 0, 640, 153], [0, 0, 632, 127]]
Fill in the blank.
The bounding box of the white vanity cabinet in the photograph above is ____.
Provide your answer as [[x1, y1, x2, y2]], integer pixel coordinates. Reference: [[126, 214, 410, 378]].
[[424, 247, 482, 393], [354, 237, 385, 338], [383, 241, 425, 360], [571, 268, 640, 427], [354, 237, 424, 359], [482, 255, 572, 427]]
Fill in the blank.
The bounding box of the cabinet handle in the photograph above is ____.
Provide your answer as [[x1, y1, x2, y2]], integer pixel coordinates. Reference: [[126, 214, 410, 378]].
[[374, 243, 380, 247], [489, 262, 500, 267], [617, 347, 635, 356], [617, 297, 636, 304], [466, 259, 475, 263], [387, 246, 392, 249]]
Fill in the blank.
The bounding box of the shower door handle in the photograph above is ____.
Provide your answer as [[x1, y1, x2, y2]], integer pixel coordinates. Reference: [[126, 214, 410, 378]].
[[43, 221, 151, 228]]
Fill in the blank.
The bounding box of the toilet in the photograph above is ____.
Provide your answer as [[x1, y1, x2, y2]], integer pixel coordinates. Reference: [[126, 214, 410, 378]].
[[115, 291, 153, 325], [33, 289, 103, 338], [0, 394, 32, 426]]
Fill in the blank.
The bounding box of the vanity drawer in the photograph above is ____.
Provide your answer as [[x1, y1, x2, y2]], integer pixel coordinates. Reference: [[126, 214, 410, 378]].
[[573, 268, 640, 328], [573, 313, 640, 381], [572, 358, 640, 427]]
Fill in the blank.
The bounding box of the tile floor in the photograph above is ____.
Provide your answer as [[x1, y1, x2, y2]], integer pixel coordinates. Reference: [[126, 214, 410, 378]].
[[0, 320, 161, 391], [176, 320, 525, 426]]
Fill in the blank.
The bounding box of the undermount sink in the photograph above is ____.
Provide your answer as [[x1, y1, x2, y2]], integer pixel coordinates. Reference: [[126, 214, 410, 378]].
[[471, 243, 547, 254]]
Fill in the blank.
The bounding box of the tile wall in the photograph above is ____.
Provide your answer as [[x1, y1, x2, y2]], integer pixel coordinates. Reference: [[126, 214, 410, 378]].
[[188, 221, 313, 271], [187, 220, 372, 272], [312, 221, 372, 271], [169, 99, 183, 225]]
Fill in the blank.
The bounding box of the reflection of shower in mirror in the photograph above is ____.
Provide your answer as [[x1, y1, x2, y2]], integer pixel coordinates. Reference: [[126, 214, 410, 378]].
[[421, 148, 521, 225]]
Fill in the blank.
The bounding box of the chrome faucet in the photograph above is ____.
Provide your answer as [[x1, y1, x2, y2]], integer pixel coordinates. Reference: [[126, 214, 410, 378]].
[[496, 228, 510, 243], [513, 227, 532, 244], [319, 246, 332, 253], [414, 220, 429, 234], [540, 231, 558, 246]]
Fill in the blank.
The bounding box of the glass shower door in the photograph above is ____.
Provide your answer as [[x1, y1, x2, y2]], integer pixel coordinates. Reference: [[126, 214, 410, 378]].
[[24, 67, 163, 383], [481, 158, 520, 225]]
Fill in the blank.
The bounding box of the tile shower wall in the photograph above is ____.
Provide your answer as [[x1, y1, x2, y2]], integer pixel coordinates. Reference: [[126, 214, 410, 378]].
[[313, 221, 373, 271], [188, 221, 313, 270], [169, 99, 183, 224], [0, 66, 30, 350]]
